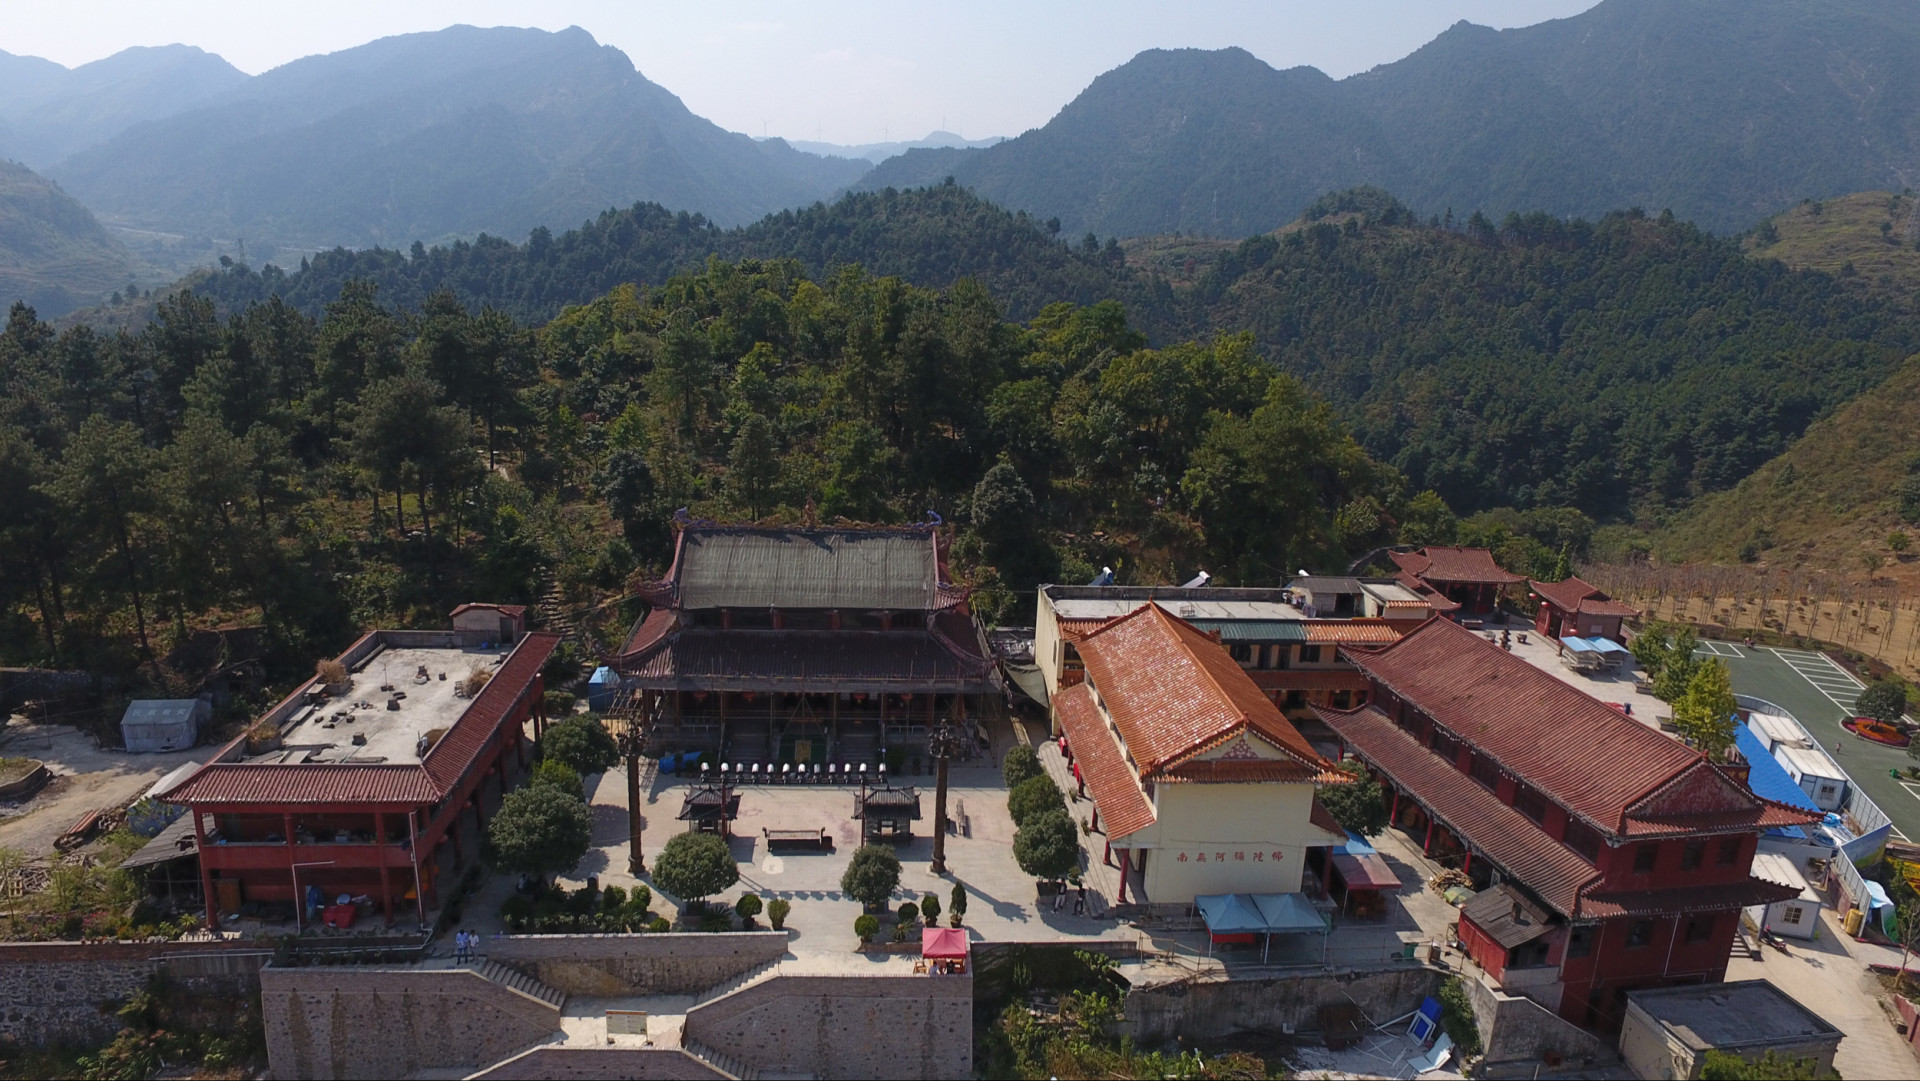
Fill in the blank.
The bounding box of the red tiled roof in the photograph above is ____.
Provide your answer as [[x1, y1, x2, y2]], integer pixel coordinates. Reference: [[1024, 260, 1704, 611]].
[[424, 632, 561, 792], [1303, 620, 1404, 644], [1318, 704, 1600, 915], [1310, 798, 1345, 838], [1391, 570, 1463, 612], [1530, 577, 1639, 619], [1054, 683, 1156, 840], [162, 633, 560, 808], [1160, 758, 1339, 784], [159, 764, 440, 806], [1248, 670, 1373, 691], [449, 603, 528, 618], [1342, 618, 1719, 833], [621, 609, 677, 656], [1070, 604, 1330, 778], [1390, 547, 1525, 586]]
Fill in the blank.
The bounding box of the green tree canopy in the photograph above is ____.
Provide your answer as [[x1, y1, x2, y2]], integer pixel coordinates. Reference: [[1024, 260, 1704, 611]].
[[1698, 1049, 1836, 1080], [1673, 657, 1738, 758], [1316, 762, 1388, 837], [1008, 775, 1067, 828], [487, 784, 592, 881], [1001, 746, 1044, 788], [1014, 810, 1081, 881], [1856, 680, 1908, 724], [651, 831, 739, 905], [542, 715, 620, 776], [840, 844, 903, 910]]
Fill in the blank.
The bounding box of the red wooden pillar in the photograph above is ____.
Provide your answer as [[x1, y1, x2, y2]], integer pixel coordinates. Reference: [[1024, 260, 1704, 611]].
[[1102, 840, 1113, 867], [1423, 816, 1436, 854], [1389, 786, 1400, 824], [1462, 849, 1473, 876], [1089, 805, 1100, 832], [1116, 849, 1131, 904], [194, 810, 217, 927], [375, 811, 394, 925]]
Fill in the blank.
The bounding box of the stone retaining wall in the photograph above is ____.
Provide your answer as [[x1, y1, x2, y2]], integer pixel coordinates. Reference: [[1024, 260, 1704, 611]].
[[0, 940, 269, 1046], [683, 972, 972, 1080], [1462, 972, 1608, 1069], [1119, 965, 1445, 1044], [260, 966, 559, 1080], [0, 761, 49, 801], [485, 931, 789, 996]]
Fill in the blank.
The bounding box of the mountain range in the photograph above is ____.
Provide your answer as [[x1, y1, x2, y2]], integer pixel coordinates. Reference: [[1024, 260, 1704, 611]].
[[863, 0, 1920, 237], [5, 0, 1920, 314]]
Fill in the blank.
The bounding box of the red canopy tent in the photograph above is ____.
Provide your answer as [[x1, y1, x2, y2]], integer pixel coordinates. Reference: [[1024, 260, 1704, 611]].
[[921, 927, 969, 959]]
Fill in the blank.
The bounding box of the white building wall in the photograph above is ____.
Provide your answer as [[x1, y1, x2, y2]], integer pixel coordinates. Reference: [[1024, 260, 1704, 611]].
[[1135, 783, 1319, 900]]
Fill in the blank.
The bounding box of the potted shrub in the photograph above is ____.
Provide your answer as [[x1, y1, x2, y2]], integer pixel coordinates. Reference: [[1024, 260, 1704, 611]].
[[316, 659, 350, 696], [897, 901, 919, 927], [855, 914, 880, 944], [949, 882, 967, 928], [767, 897, 791, 931], [919, 892, 941, 926], [735, 893, 763, 928]]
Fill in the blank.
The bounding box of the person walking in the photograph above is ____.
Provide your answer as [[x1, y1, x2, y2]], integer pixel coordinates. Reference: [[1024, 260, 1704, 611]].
[[1073, 884, 1088, 916], [454, 929, 469, 963], [1051, 885, 1067, 912]]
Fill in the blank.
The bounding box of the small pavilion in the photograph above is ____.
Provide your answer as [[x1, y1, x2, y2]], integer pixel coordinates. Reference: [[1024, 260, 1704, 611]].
[[1388, 547, 1524, 617]]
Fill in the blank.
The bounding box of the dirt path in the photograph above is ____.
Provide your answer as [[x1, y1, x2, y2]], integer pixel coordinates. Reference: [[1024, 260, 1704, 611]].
[[0, 719, 202, 860]]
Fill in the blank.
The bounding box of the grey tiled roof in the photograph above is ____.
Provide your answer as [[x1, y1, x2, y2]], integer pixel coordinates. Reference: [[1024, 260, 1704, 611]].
[[676, 528, 941, 610]]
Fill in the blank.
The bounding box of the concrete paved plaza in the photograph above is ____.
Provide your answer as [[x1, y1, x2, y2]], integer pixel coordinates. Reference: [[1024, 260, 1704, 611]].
[[559, 762, 1138, 957]]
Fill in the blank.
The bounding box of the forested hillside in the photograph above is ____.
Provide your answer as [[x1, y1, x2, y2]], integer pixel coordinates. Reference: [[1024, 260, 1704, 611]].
[[1651, 355, 1920, 571], [1746, 190, 1920, 313], [0, 260, 1401, 688], [864, 0, 1920, 237], [177, 185, 1919, 521], [0, 160, 140, 316]]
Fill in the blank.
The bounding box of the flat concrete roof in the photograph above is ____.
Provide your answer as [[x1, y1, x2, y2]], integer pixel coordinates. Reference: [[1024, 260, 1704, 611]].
[[1628, 980, 1841, 1052], [255, 645, 512, 766], [1051, 597, 1304, 622]]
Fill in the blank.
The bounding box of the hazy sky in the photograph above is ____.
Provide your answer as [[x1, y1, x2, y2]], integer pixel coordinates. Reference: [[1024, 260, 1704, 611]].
[[3, 1, 1602, 145]]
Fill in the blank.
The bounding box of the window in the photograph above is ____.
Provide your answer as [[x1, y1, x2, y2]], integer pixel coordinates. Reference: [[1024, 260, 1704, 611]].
[[1565, 821, 1602, 863], [1625, 920, 1654, 948], [1566, 925, 1593, 958], [1283, 690, 1306, 710], [1632, 845, 1658, 875], [1514, 786, 1547, 824], [1684, 917, 1712, 944], [1229, 643, 1254, 665], [1299, 645, 1323, 664], [1332, 690, 1353, 710], [1428, 728, 1460, 763], [1681, 841, 1705, 871], [1717, 837, 1742, 866], [1469, 753, 1501, 790], [1783, 904, 1806, 923]]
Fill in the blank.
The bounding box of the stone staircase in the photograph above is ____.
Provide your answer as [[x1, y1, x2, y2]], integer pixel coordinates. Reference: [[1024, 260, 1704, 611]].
[[683, 1039, 759, 1079], [689, 959, 782, 1010], [472, 960, 568, 1011]]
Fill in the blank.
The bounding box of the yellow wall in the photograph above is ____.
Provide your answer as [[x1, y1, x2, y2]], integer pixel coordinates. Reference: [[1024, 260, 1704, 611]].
[[1133, 782, 1326, 900]]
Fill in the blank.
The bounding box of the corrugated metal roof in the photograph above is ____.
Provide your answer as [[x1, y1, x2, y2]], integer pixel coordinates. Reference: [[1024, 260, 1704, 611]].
[[1055, 683, 1155, 840], [1189, 619, 1308, 642], [1071, 604, 1330, 778], [1735, 724, 1820, 812], [1344, 618, 1708, 832], [674, 528, 942, 610]]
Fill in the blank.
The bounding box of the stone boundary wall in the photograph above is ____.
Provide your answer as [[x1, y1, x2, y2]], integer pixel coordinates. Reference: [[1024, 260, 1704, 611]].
[[260, 965, 560, 1080], [1462, 974, 1608, 1068], [1118, 966, 1445, 1045], [485, 931, 789, 996], [0, 940, 269, 1046], [467, 1046, 727, 1080], [682, 972, 972, 1081]]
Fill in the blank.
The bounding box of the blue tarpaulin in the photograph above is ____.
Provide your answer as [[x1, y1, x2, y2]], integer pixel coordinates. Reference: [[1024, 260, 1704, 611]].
[[1735, 723, 1821, 813]]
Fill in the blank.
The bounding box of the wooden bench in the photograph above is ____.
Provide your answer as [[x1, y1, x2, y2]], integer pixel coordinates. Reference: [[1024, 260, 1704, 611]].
[[763, 827, 831, 850]]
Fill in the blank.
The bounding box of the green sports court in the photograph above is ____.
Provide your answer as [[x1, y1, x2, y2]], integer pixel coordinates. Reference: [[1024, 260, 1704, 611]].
[[1698, 640, 1918, 841]]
